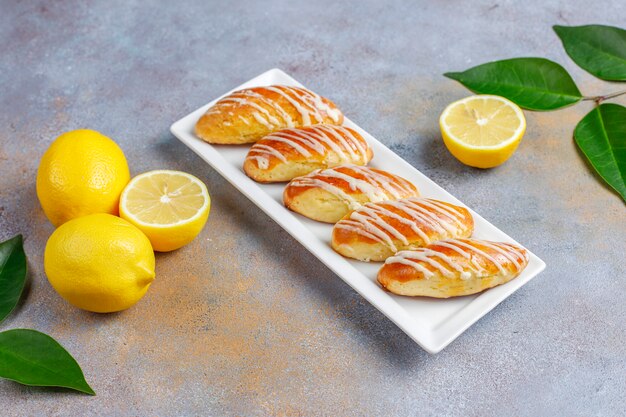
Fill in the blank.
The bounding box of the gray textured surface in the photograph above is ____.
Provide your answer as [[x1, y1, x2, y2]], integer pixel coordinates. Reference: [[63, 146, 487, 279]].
[[1, 1, 625, 416]]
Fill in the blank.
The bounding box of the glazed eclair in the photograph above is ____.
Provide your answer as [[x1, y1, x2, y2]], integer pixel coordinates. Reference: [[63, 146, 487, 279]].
[[195, 85, 343, 144], [331, 197, 474, 262], [377, 238, 529, 298], [243, 125, 373, 183], [283, 165, 419, 223]]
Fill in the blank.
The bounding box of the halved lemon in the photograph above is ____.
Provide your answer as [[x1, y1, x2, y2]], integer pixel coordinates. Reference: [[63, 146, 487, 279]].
[[119, 170, 210, 252], [439, 95, 526, 168]]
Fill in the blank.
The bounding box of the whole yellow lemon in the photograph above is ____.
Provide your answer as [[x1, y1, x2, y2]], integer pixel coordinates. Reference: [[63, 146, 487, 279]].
[[36, 129, 130, 227], [44, 213, 156, 313]]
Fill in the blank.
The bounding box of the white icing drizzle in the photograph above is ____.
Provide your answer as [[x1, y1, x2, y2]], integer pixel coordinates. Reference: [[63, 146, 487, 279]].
[[386, 255, 436, 278], [334, 197, 469, 251], [251, 111, 274, 129], [220, 96, 281, 128], [238, 89, 295, 127], [295, 86, 342, 123], [314, 125, 360, 160], [247, 126, 369, 170], [301, 178, 363, 210], [432, 240, 485, 272], [290, 86, 342, 123], [288, 165, 416, 210], [305, 127, 356, 159], [390, 198, 467, 234], [506, 243, 530, 263], [383, 200, 449, 235], [266, 86, 341, 125], [261, 134, 313, 158], [250, 144, 288, 163], [444, 239, 506, 274], [249, 156, 269, 170], [352, 208, 408, 245], [210, 85, 341, 131], [387, 250, 466, 279], [408, 250, 457, 278], [477, 240, 523, 270], [356, 203, 430, 245], [340, 218, 400, 251], [417, 199, 468, 223], [266, 86, 319, 125], [385, 239, 527, 280]]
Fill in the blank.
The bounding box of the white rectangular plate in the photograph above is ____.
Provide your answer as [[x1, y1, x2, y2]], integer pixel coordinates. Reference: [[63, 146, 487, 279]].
[[170, 68, 546, 353]]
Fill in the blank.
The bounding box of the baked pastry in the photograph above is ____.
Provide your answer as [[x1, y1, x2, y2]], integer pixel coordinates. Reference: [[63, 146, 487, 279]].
[[331, 197, 473, 261], [195, 85, 343, 144], [243, 125, 373, 183], [283, 165, 419, 223], [377, 238, 529, 298]]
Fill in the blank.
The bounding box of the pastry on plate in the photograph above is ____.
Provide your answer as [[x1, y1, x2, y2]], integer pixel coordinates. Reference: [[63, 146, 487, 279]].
[[331, 197, 473, 261], [377, 238, 529, 298], [243, 125, 373, 183], [195, 85, 343, 144], [283, 165, 419, 223]]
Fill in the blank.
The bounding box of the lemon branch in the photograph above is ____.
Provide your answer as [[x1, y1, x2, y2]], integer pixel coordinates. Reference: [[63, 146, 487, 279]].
[[582, 89, 626, 105]]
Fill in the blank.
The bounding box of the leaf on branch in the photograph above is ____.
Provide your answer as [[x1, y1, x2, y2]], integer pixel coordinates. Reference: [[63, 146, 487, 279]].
[[0, 329, 95, 395], [554, 24, 626, 82], [0, 235, 27, 323], [444, 58, 582, 111], [574, 103, 626, 202]]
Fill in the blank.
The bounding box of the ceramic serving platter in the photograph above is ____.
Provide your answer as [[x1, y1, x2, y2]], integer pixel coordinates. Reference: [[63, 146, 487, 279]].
[[170, 68, 546, 353]]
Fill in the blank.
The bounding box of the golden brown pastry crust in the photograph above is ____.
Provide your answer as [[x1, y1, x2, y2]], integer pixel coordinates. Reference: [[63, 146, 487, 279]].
[[283, 165, 419, 223], [331, 197, 474, 262], [195, 85, 343, 144], [243, 125, 373, 183], [377, 239, 529, 298]]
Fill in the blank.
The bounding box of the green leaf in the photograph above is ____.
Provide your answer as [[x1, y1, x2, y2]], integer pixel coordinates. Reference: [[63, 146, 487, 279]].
[[574, 103, 626, 202], [444, 58, 582, 110], [0, 235, 27, 323], [554, 24, 626, 81], [0, 329, 95, 395]]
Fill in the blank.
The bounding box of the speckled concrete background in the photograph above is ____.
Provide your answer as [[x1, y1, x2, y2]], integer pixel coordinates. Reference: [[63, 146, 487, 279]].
[[0, 0, 624, 416]]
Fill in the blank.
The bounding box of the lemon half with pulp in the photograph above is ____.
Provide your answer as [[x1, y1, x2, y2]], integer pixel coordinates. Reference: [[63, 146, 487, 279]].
[[440, 95, 526, 168], [119, 170, 210, 252]]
